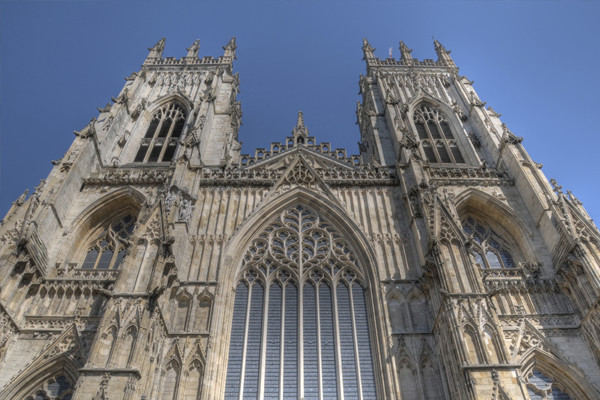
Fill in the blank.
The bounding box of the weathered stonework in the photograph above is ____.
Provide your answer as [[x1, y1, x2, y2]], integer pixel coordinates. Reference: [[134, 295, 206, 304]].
[[0, 37, 599, 399]]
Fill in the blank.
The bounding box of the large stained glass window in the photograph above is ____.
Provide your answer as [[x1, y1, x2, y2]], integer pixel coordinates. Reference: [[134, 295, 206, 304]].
[[225, 206, 377, 399]]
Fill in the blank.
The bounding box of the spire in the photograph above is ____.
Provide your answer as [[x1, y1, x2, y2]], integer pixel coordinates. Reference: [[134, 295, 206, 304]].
[[223, 37, 237, 60], [292, 111, 309, 144], [399, 41, 414, 63], [433, 38, 455, 67], [362, 38, 376, 62], [145, 38, 166, 64], [186, 39, 200, 59]]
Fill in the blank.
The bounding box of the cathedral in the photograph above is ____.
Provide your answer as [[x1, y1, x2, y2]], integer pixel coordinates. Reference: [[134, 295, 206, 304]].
[[1, 37, 600, 400]]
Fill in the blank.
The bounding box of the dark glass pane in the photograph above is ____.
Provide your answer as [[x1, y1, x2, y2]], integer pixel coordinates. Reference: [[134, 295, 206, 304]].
[[428, 122, 441, 139], [475, 251, 485, 268], [451, 146, 464, 163], [162, 141, 177, 162], [440, 122, 454, 139], [172, 118, 185, 138], [551, 387, 572, 400], [265, 283, 282, 399], [303, 284, 319, 400], [416, 122, 428, 139], [158, 120, 171, 138], [423, 144, 437, 163], [283, 284, 298, 399], [113, 249, 126, 269], [97, 249, 113, 269], [82, 249, 98, 269], [337, 283, 359, 399], [225, 283, 249, 400], [319, 284, 337, 399], [530, 370, 553, 390], [437, 145, 451, 163], [353, 285, 377, 399], [148, 144, 162, 162], [144, 119, 159, 138], [243, 283, 264, 399], [134, 145, 148, 162], [500, 250, 515, 268], [486, 251, 502, 269], [48, 376, 71, 396]]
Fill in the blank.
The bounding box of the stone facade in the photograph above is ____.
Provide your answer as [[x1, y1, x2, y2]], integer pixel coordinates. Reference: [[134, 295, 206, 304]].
[[0, 37, 599, 400]]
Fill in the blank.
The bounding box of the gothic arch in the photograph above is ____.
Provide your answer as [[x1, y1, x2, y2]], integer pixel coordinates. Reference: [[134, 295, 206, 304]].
[[454, 188, 540, 263], [208, 186, 390, 399], [220, 187, 380, 291], [60, 187, 143, 266], [126, 93, 192, 164], [520, 349, 600, 400], [0, 351, 80, 400], [406, 95, 477, 165], [147, 91, 193, 116]]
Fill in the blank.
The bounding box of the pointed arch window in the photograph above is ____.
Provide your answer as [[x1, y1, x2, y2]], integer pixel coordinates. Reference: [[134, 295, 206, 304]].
[[224, 206, 378, 399], [414, 104, 465, 164], [526, 369, 571, 400], [134, 102, 187, 163], [81, 215, 135, 269], [462, 217, 516, 269], [24, 375, 74, 400]]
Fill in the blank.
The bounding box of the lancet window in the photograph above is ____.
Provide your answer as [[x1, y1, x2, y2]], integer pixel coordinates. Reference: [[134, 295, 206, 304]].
[[224, 206, 377, 399], [526, 370, 571, 400], [134, 102, 186, 163], [414, 104, 465, 164], [462, 217, 516, 269], [81, 215, 135, 270]]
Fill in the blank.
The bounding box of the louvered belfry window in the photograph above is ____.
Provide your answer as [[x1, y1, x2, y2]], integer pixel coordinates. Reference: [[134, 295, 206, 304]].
[[134, 102, 186, 163], [414, 104, 465, 164], [225, 206, 378, 399]]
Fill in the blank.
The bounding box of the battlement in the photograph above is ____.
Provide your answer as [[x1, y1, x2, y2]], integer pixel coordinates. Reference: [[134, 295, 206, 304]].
[[362, 38, 457, 71], [143, 37, 236, 68]]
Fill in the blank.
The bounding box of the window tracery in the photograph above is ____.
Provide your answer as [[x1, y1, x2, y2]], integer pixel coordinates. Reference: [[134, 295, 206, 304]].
[[134, 102, 186, 163], [414, 104, 465, 164], [224, 205, 377, 399], [526, 369, 571, 400], [24, 375, 73, 400], [81, 215, 135, 270], [462, 217, 516, 269]]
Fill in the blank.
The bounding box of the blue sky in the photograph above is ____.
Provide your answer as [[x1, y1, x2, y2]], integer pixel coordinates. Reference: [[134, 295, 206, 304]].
[[1, 1, 599, 222]]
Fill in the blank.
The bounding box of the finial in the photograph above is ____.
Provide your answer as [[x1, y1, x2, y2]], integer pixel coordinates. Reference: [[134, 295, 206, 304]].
[[362, 38, 375, 61], [223, 37, 237, 60], [550, 178, 563, 195], [433, 38, 455, 67], [292, 111, 309, 143], [145, 38, 166, 64], [186, 39, 200, 59], [399, 41, 413, 62]]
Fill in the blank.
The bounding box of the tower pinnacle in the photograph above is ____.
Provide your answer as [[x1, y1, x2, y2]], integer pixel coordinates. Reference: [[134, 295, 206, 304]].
[[433, 38, 455, 67], [145, 38, 166, 64], [362, 38, 375, 61], [186, 39, 200, 59], [292, 111, 309, 143], [399, 41, 414, 63], [223, 37, 237, 60]]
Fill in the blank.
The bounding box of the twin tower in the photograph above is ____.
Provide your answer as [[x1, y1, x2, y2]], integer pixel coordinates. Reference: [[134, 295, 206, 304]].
[[0, 37, 599, 399]]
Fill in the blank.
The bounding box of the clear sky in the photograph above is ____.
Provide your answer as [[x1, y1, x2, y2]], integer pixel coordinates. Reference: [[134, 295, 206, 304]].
[[1, 1, 599, 222]]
